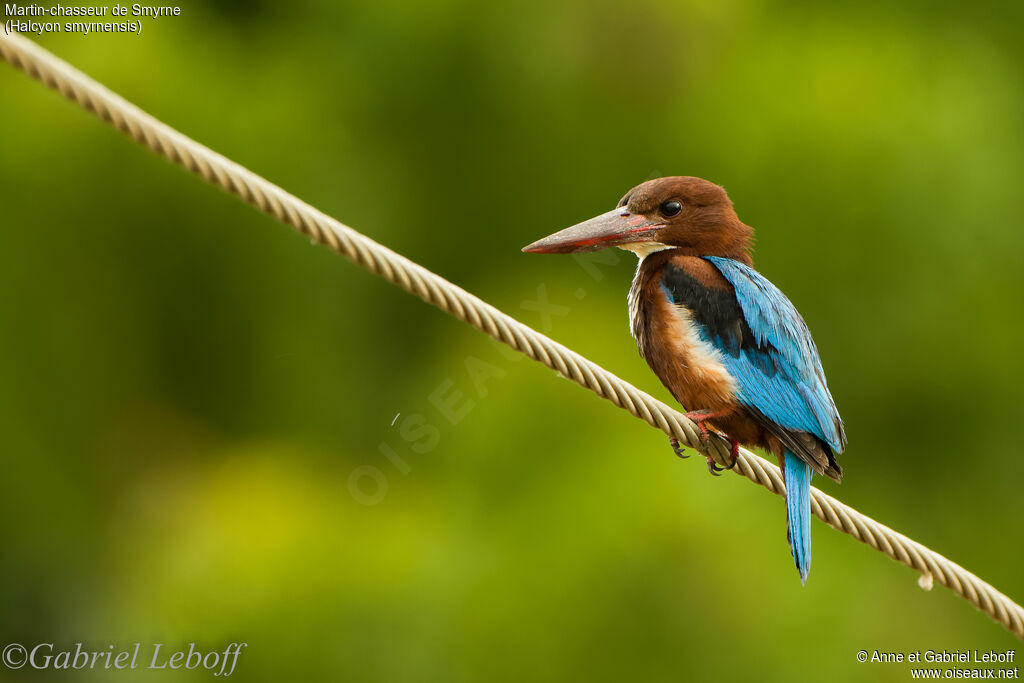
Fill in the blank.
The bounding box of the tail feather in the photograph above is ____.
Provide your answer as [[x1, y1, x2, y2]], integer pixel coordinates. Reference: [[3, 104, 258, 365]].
[[784, 451, 812, 584]]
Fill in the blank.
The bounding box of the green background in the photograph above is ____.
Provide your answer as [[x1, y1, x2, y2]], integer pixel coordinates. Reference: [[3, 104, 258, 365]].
[[1, 1, 1022, 680]]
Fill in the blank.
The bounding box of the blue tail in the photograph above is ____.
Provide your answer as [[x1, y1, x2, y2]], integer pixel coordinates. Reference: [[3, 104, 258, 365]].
[[784, 451, 812, 584]]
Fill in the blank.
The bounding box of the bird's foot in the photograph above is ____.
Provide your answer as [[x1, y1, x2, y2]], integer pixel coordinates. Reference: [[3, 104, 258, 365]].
[[669, 437, 689, 459], [728, 438, 740, 468], [705, 439, 741, 477], [682, 409, 727, 446]]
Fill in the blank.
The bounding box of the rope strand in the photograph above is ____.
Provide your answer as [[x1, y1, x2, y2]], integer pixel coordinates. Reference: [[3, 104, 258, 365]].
[[2, 31, 1021, 640]]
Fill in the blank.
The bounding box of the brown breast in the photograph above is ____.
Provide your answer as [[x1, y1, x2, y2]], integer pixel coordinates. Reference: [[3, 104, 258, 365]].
[[628, 251, 739, 414]]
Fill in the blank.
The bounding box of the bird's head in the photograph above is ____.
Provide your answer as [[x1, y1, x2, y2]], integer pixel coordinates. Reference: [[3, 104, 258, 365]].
[[522, 176, 753, 264]]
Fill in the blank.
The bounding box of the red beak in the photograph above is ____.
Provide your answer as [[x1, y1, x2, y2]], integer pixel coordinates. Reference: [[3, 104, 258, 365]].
[[522, 208, 664, 254]]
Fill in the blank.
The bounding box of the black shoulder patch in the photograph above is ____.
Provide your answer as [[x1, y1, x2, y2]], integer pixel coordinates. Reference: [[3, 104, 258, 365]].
[[659, 262, 756, 358]]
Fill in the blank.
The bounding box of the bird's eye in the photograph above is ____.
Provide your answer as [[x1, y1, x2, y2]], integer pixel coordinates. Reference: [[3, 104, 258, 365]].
[[660, 200, 682, 217]]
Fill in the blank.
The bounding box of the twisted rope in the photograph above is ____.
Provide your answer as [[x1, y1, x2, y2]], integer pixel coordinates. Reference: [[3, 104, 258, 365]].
[[2, 30, 1021, 640]]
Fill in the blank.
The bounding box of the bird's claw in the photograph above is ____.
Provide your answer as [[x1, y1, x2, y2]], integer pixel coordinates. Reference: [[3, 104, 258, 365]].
[[677, 414, 741, 476], [670, 437, 689, 459], [706, 439, 740, 476], [725, 438, 740, 471]]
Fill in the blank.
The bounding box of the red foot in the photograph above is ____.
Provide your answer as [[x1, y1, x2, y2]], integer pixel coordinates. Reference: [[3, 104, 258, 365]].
[[681, 411, 739, 477], [682, 409, 728, 445]]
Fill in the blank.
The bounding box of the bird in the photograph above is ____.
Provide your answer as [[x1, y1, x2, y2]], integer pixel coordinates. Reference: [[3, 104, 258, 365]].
[[522, 176, 846, 582]]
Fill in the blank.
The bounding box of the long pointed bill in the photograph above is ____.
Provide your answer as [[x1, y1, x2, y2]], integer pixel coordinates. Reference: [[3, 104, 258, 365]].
[[522, 208, 664, 254]]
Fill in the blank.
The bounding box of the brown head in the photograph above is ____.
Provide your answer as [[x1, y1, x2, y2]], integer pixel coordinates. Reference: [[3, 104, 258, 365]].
[[523, 177, 753, 264]]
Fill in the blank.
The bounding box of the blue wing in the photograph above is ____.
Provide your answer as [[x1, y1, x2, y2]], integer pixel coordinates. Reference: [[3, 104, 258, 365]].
[[702, 256, 846, 454]]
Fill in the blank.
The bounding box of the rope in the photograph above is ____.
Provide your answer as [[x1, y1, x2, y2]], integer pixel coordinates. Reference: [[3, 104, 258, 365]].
[[3, 30, 1021, 640]]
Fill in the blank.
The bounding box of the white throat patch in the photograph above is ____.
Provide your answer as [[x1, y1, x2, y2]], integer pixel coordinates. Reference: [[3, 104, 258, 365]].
[[626, 242, 674, 348], [620, 242, 673, 259]]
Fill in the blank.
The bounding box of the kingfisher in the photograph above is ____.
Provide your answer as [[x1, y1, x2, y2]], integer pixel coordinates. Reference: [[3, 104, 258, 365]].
[[522, 176, 846, 582]]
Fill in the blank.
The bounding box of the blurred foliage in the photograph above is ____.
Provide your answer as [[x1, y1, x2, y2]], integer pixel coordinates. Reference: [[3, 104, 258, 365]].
[[1, 0, 1023, 680]]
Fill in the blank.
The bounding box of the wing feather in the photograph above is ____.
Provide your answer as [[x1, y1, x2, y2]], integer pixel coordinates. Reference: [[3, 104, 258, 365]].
[[702, 256, 846, 454]]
